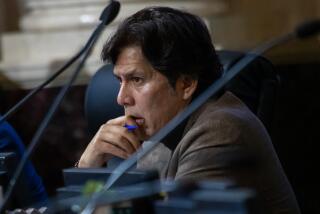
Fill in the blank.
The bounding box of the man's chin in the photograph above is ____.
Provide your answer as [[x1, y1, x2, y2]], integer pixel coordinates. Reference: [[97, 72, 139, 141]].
[[141, 128, 153, 141]]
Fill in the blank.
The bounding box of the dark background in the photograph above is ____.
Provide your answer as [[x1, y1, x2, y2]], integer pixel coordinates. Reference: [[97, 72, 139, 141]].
[[271, 63, 320, 213], [0, 86, 90, 196]]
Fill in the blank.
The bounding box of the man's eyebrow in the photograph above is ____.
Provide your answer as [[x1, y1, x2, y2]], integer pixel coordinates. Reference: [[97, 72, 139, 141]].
[[113, 69, 144, 78]]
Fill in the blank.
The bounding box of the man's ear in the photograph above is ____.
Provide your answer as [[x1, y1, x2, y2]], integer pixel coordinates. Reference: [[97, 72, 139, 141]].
[[176, 76, 198, 100]]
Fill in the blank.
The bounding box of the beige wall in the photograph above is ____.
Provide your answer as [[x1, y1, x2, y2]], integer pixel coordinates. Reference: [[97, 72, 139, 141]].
[[209, 0, 320, 63], [1, 0, 318, 45], [1, 0, 319, 62], [0, 0, 319, 89]]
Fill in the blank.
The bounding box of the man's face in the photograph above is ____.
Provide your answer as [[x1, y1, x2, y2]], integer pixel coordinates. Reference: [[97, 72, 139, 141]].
[[114, 46, 196, 140]]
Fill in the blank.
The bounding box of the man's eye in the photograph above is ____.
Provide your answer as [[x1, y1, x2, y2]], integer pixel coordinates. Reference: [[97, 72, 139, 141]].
[[116, 77, 122, 84], [132, 77, 143, 83]]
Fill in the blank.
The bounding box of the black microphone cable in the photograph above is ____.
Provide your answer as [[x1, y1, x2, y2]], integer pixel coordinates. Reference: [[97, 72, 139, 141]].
[[0, 1, 120, 212], [80, 18, 320, 214]]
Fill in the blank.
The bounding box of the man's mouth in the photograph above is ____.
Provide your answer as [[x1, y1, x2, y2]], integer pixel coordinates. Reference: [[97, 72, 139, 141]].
[[131, 115, 145, 126]]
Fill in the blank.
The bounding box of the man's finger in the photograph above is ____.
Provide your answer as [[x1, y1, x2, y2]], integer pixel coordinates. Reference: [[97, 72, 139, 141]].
[[101, 124, 141, 151], [99, 142, 129, 159]]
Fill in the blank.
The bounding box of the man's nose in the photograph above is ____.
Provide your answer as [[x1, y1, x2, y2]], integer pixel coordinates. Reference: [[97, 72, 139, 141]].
[[117, 83, 134, 106]]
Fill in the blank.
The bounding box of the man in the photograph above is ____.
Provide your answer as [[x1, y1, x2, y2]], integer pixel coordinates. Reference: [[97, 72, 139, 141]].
[[79, 7, 300, 214]]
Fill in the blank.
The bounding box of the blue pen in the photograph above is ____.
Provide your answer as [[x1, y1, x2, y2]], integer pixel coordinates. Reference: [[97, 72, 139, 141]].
[[124, 124, 138, 131]]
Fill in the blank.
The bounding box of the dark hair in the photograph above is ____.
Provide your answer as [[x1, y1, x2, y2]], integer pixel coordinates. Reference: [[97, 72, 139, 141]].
[[102, 6, 223, 98]]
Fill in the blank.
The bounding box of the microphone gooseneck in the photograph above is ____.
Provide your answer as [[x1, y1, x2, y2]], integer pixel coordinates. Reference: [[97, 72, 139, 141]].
[[0, 1, 120, 212], [81, 18, 320, 214]]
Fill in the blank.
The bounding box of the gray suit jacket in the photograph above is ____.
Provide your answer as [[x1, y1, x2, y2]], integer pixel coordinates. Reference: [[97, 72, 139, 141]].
[[138, 92, 300, 214]]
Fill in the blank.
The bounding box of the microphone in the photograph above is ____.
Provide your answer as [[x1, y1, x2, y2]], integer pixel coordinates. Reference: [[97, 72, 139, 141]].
[[0, 1, 120, 212], [0, 0, 120, 126], [295, 19, 320, 39], [100, 0, 120, 25], [81, 19, 320, 214]]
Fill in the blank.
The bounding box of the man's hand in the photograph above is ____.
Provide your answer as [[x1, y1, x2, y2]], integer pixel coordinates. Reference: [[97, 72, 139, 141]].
[[78, 116, 143, 168]]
